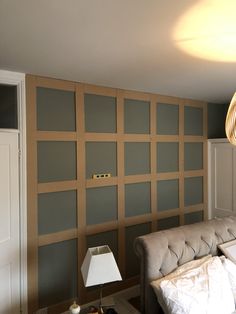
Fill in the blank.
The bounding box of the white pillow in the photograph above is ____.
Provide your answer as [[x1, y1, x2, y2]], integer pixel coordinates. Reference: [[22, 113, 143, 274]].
[[221, 255, 236, 303], [151, 255, 212, 313], [152, 256, 235, 314]]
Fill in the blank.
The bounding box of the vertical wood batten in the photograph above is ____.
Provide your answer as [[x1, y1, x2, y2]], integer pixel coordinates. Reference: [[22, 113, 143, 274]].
[[203, 102, 208, 220], [26, 75, 39, 313], [116, 90, 125, 276], [179, 100, 185, 225], [76, 83, 87, 301], [150, 95, 157, 230]]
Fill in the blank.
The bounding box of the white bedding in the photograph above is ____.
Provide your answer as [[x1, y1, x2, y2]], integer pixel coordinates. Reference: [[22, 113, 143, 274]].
[[151, 256, 236, 314]]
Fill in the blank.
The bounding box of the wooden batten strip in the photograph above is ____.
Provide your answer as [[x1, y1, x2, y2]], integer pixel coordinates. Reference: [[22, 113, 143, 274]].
[[184, 136, 205, 142], [123, 89, 152, 101], [179, 100, 185, 225], [156, 135, 180, 142], [155, 94, 182, 105], [184, 98, 205, 108], [184, 170, 204, 177], [124, 174, 152, 184], [86, 177, 118, 188], [26, 75, 39, 313], [184, 203, 204, 213], [85, 133, 118, 141], [123, 134, 151, 142], [86, 221, 119, 235], [156, 172, 180, 181], [157, 209, 180, 219], [36, 131, 77, 141], [37, 180, 77, 194], [203, 103, 208, 219], [83, 83, 117, 97], [124, 214, 153, 227], [38, 229, 78, 247], [35, 76, 76, 91]]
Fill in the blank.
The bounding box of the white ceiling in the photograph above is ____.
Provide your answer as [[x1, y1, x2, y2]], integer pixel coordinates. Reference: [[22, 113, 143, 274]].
[[0, 0, 236, 104]]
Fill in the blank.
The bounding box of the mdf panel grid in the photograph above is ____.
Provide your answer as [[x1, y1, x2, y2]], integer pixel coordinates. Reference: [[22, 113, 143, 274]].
[[26, 75, 208, 314]]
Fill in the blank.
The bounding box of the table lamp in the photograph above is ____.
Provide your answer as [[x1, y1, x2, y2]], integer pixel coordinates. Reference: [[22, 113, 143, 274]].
[[81, 245, 122, 313]]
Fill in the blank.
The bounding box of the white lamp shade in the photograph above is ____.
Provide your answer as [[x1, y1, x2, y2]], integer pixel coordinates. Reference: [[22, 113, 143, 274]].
[[81, 245, 122, 287]]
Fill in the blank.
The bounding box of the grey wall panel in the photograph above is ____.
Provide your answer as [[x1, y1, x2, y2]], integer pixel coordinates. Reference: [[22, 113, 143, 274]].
[[37, 141, 77, 183], [125, 142, 150, 175], [0, 84, 18, 129], [184, 106, 203, 136], [157, 216, 180, 231], [85, 94, 117, 133], [157, 103, 179, 135], [184, 176, 203, 206], [86, 142, 117, 179], [184, 142, 203, 171], [37, 87, 76, 131], [38, 239, 78, 308], [208, 102, 228, 138], [157, 142, 179, 173], [38, 190, 77, 235], [125, 223, 151, 278], [124, 98, 150, 134], [184, 211, 204, 225], [87, 230, 118, 261], [157, 179, 179, 211], [86, 186, 117, 225], [125, 182, 151, 217]]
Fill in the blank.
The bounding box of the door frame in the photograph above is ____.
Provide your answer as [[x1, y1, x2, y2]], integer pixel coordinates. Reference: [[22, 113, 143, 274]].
[[208, 138, 229, 219], [0, 70, 27, 313]]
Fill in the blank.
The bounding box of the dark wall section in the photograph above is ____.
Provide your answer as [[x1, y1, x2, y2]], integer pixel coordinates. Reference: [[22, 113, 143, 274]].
[[207, 103, 228, 138], [0, 84, 18, 129]]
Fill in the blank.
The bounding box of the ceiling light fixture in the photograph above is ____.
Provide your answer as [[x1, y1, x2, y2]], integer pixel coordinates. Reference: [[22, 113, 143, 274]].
[[174, 0, 236, 62], [226, 93, 236, 145]]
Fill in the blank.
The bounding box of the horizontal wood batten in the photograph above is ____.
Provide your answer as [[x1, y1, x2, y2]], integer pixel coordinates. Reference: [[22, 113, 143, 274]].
[[36, 76, 76, 91], [38, 180, 78, 193], [36, 131, 77, 141], [38, 228, 77, 247], [184, 203, 204, 213]]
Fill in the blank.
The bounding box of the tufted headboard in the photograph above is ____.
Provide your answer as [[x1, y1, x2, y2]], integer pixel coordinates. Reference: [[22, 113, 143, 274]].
[[134, 216, 236, 314]]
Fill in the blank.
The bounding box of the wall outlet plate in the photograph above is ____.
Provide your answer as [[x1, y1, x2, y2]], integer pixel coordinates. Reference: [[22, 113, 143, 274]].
[[92, 173, 111, 179]]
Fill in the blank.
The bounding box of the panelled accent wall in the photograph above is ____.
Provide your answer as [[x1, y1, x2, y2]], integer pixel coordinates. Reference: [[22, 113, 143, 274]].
[[26, 75, 208, 313]]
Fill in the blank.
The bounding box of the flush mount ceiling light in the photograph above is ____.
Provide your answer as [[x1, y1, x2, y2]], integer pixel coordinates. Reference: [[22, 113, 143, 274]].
[[226, 93, 236, 145], [174, 0, 236, 62]]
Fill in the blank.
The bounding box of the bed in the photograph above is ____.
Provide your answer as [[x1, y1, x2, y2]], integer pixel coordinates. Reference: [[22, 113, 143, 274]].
[[134, 215, 236, 314]]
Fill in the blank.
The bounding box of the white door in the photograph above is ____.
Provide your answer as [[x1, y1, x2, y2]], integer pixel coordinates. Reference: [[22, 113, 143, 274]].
[[0, 131, 20, 314], [210, 141, 236, 218]]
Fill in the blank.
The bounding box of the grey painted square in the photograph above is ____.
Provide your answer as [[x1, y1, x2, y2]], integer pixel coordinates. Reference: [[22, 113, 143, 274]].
[[125, 182, 151, 217], [86, 142, 117, 179], [124, 98, 150, 134], [87, 230, 118, 261], [86, 186, 117, 225], [157, 103, 179, 135], [37, 87, 76, 131], [85, 94, 117, 133], [125, 223, 151, 278], [125, 142, 150, 175], [38, 239, 78, 308], [157, 142, 179, 173], [38, 190, 77, 235], [37, 141, 77, 183], [184, 142, 203, 171], [184, 106, 203, 136], [184, 211, 204, 225], [157, 179, 179, 211], [184, 176, 203, 206], [157, 216, 180, 231]]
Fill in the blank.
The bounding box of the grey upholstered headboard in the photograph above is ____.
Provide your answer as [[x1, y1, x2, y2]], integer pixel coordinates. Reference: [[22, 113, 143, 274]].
[[134, 216, 236, 314]]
